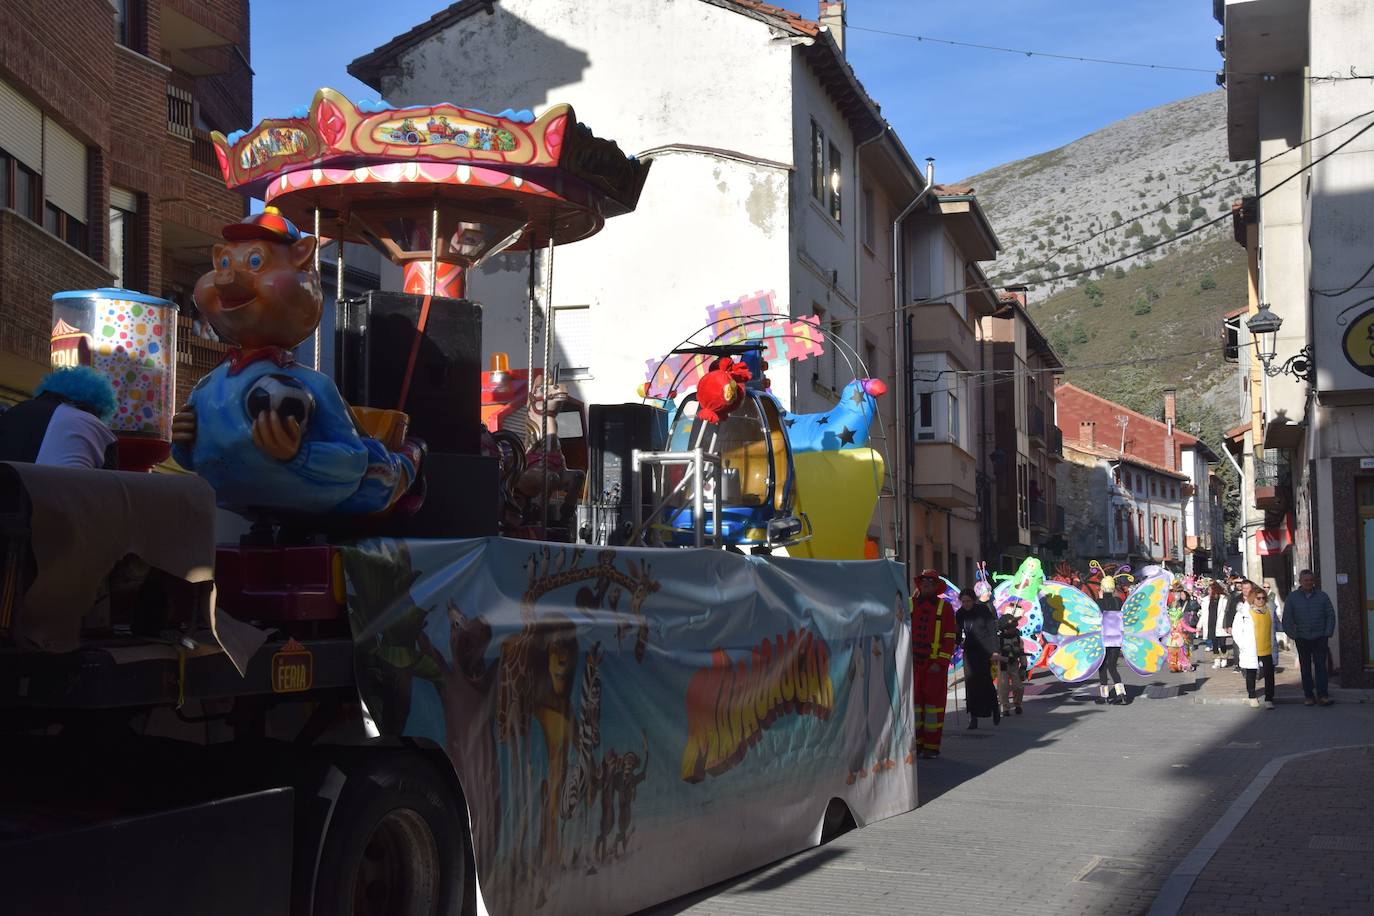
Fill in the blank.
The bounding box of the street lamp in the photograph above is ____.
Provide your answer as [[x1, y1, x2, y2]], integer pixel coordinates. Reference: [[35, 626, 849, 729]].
[[1246, 303, 1313, 382]]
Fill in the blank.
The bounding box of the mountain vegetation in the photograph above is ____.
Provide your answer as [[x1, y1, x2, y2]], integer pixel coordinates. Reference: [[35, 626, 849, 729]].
[[965, 90, 1251, 544]]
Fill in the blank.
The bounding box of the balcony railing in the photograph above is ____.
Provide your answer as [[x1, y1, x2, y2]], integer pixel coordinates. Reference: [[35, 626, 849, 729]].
[[1029, 405, 1046, 442], [176, 315, 230, 378], [1253, 458, 1292, 488], [191, 128, 221, 179], [1048, 425, 1063, 457], [1029, 497, 1047, 529], [167, 84, 194, 140]]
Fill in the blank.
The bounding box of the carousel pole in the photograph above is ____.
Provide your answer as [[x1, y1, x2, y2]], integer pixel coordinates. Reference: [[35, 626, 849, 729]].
[[335, 232, 345, 374], [312, 207, 322, 371], [539, 222, 555, 534], [526, 235, 537, 428], [429, 206, 439, 297]]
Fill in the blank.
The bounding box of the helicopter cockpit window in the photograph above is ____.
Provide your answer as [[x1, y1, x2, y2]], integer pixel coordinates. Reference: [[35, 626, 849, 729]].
[[715, 397, 770, 507]]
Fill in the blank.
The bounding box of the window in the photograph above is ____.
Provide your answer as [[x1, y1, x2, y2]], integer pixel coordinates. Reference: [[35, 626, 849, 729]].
[[1, 79, 43, 222], [1115, 508, 1124, 542], [828, 142, 842, 223], [114, 0, 147, 54], [810, 120, 824, 203], [1152, 479, 1157, 496], [829, 318, 842, 390], [864, 340, 877, 379], [108, 188, 137, 288], [553, 305, 593, 381], [916, 393, 934, 436], [1137, 510, 1145, 542], [861, 185, 874, 250], [948, 385, 960, 443]]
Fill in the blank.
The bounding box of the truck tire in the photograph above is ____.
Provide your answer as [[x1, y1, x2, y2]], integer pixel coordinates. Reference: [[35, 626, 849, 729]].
[[312, 754, 472, 916]]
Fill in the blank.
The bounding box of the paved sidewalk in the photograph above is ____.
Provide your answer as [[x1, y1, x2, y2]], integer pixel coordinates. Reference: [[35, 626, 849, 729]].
[[1177, 746, 1374, 915], [1189, 645, 1374, 706]]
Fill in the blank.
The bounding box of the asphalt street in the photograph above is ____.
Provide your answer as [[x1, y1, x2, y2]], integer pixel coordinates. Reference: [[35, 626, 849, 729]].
[[641, 663, 1374, 916]]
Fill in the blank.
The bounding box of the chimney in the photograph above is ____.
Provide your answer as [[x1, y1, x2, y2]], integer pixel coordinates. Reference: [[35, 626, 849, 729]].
[[818, 1, 846, 54], [1163, 388, 1177, 470], [1079, 421, 1096, 448]]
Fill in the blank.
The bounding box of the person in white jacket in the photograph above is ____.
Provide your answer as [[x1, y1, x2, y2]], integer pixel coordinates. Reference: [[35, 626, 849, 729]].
[[1231, 588, 1281, 708]]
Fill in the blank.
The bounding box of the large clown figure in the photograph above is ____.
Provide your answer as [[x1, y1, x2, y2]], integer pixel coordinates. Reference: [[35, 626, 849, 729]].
[[172, 209, 423, 519]]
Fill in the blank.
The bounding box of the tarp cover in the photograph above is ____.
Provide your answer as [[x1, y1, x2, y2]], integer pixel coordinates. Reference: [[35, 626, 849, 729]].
[[1, 462, 215, 652], [340, 536, 915, 916]]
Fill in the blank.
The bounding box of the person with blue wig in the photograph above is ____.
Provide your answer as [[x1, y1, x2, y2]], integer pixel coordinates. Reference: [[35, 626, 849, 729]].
[[0, 366, 118, 470]]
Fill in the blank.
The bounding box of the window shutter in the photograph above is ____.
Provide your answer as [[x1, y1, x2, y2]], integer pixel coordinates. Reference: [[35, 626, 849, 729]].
[[554, 305, 593, 379], [0, 78, 43, 172], [110, 186, 137, 212], [43, 118, 88, 223]]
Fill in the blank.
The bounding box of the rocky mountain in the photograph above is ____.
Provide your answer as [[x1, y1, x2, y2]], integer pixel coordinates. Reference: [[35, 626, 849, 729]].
[[963, 90, 1251, 442], [965, 90, 1248, 297]]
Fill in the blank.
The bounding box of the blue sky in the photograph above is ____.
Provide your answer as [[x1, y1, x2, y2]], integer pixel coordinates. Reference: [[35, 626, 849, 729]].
[[252, 0, 1224, 180]]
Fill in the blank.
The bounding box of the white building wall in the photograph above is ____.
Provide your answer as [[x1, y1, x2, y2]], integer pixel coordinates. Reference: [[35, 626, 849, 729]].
[[371, 0, 810, 407]]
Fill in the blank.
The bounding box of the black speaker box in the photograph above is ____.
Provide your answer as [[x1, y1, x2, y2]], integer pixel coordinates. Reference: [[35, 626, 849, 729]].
[[335, 291, 482, 455], [587, 403, 668, 507], [375, 452, 500, 539]]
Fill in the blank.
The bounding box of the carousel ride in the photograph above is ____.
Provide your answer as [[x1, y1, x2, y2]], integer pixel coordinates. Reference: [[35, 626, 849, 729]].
[[203, 88, 648, 541], [182, 88, 893, 561]]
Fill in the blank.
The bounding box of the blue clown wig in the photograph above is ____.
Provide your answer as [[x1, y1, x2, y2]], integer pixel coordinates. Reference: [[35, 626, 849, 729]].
[[35, 366, 118, 423]]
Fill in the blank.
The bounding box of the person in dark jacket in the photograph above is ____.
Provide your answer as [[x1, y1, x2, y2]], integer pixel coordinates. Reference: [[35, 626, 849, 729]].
[[0, 367, 118, 470], [1282, 569, 1337, 706], [956, 588, 1001, 728], [1203, 580, 1231, 668]]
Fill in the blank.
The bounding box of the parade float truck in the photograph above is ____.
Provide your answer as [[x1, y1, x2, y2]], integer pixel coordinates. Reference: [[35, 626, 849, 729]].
[[0, 92, 915, 916]]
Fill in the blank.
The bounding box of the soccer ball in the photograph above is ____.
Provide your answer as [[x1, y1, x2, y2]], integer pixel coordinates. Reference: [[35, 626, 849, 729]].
[[245, 373, 314, 430]]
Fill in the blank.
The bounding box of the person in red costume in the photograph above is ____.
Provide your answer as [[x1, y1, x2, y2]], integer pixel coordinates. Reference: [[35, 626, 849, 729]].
[[910, 568, 957, 760]]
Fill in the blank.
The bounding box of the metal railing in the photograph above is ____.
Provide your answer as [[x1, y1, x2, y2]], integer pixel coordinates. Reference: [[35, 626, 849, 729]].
[[191, 128, 221, 178], [1048, 425, 1063, 456], [1029, 497, 1047, 528], [1029, 405, 1046, 441], [1254, 457, 1291, 488], [167, 85, 194, 140]]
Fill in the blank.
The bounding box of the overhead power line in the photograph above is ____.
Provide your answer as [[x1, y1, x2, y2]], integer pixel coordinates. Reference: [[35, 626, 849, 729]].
[[992, 108, 1374, 286], [829, 110, 1374, 332], [849, 24, 1374, 82]]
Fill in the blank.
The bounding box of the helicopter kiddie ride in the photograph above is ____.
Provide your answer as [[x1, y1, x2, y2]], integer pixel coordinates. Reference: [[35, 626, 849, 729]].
[[0, 89, 915, 916]]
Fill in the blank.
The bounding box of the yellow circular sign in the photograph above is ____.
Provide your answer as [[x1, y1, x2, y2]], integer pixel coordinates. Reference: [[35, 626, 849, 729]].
[[1343, 307, 1374, 377]]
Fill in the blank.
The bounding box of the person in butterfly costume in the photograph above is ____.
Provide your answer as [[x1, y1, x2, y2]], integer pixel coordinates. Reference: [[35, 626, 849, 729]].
[[1043, 573, 1170, 705]]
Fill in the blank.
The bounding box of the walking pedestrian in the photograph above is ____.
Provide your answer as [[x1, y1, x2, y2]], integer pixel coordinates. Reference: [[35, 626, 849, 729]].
[[1201, 580, 1231, 668], [956, 588, 1000, 729], [1233, 587, 1280, 708], [995, 612, 1027, 717], [1096, 575, 1128, 705], [1281, 569, 1337, 707], [910, 569, 957, 760]]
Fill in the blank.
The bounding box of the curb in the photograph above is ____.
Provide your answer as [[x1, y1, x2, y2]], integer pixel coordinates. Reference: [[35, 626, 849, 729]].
[[1146, 743, 1374, 916]]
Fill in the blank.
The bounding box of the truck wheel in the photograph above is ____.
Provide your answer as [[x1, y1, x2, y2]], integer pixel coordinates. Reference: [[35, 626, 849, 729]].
[[313, 755, 472, 916]]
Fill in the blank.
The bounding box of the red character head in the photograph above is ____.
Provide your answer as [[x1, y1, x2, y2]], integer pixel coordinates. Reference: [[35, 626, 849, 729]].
[[695, 356, 752, 424], [194, 208, 322, 349]]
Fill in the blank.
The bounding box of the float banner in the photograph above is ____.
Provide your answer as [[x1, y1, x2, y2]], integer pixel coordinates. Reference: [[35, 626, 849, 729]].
[[340, 537, 914, 916]]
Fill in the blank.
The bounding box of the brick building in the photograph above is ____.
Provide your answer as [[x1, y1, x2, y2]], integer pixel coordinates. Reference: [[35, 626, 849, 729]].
[[1055, 383, 1222, 573], [976, 291, 1066, 570], [0, 0, 250, 408]]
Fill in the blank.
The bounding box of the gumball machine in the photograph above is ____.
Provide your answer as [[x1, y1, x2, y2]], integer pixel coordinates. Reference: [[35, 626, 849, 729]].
[[50, 288, 179, 472]]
